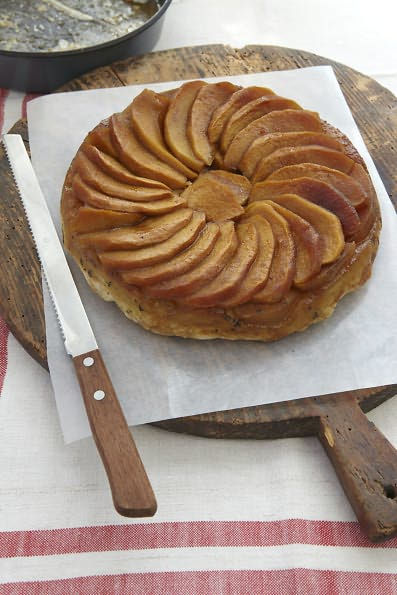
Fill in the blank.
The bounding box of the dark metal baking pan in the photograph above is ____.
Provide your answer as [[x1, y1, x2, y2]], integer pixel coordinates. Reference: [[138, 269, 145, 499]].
[[0, 0, 172, 93]]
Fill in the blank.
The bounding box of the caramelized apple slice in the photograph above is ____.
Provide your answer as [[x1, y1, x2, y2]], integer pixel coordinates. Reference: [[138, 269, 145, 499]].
[[213, 151, 225, 169], [161, 89, 178, 100], [206, 171, 251, 205], [252, 145, 355, 182], [75, 153, 172, 202], [86, 124, 118, 158], [99, 211, 205, 270], [182, 170, 248, 222], [182, 223, 258, 307], [238, 110, 322, 177], [82, 144, 170, 189], [296, 242, 356, 292], [268, 163, 367, 208], [78, 208, 193, 250], [267, 201, 322, 285], [265, 193, 344, 265], [350, 163, 373, 199], [350, 165, 377, 208], [238, 110, 322, 178], [353, 202, 377, 243], [349, 195, 376, 242], [130, 89, 197, 179], [73, 175, 187, 215], [226, 119, 330, 172], [233, 131, 342, 175], [146, 222, 238, 298], [250, 177, 360, 238], [110, 111, 187, 189], [187, 82, 239, 165], [164, 80, 207, 171], [349, 163, 378, 241], [220, 215, 275, 306], [70, 207, 144, 234], [121, 223, 220, 286], [245, 202, 296, 303], [220, 96, 302, 152], [208, 86, 277, 144]]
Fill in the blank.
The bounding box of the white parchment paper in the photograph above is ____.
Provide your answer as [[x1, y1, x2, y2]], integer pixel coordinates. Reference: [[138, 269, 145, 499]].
[[27, 66, 397, 443]]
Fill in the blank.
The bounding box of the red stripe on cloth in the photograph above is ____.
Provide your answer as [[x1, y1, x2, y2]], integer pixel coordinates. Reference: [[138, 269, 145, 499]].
[[1, 519, 397, 558], [0, 88, 9, 133], [21, 94, 41, 120], [0, 317, 9, 395], [1, 569, 397, 595]]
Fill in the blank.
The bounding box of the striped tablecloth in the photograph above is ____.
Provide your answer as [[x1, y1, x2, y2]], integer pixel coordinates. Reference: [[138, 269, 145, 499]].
[[1, 89, 397, 594]]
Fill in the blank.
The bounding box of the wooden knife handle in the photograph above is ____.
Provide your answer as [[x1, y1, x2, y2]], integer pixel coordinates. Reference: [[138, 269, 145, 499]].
[[73, 349, 157, 518], [317, 394, 397, 541]]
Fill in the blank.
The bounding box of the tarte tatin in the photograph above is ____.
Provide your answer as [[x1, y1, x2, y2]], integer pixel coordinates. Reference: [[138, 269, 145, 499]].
[[61, 81, 381, 341]]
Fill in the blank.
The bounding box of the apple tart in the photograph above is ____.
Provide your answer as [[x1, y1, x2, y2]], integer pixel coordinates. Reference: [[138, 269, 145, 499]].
[[61, 81, 381, 341]]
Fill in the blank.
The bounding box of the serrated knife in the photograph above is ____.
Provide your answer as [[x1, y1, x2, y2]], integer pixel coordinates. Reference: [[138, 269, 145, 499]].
[[2, 134, 157, 518]]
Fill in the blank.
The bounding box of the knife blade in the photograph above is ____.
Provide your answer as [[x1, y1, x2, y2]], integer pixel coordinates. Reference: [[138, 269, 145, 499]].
[[2, 134, 157, 518]]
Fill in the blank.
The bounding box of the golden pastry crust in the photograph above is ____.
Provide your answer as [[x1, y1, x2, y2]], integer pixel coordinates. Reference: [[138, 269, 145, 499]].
[[61, 82, 381, 341]]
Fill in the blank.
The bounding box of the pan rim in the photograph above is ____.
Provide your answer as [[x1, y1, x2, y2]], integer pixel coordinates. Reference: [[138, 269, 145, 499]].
[[0, 0, 172, 59]]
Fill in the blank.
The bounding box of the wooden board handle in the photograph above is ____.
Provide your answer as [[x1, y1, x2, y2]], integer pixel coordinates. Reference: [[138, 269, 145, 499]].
[[317, 395, 397, 541], [73, 349, 157, 518]]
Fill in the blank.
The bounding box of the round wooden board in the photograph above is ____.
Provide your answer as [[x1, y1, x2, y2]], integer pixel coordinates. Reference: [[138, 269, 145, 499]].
[[0, 44, 396, 440]]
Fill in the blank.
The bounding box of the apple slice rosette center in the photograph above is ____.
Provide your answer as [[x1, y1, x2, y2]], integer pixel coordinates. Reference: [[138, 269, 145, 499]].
[[182, 170, 250, 222]]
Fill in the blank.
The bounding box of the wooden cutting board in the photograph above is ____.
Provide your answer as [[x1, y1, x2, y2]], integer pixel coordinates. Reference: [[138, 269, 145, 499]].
[[1, 44, 397, 541]]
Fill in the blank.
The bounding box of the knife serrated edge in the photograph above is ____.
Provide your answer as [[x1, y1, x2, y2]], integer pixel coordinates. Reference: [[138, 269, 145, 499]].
[[2, 134, 67, 345], [2, 134, 97, 356]]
